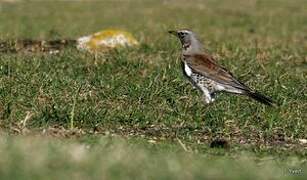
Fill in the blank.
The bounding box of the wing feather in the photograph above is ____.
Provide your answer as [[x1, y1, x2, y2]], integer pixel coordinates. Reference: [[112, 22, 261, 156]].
[[183, 54, 250, 91]]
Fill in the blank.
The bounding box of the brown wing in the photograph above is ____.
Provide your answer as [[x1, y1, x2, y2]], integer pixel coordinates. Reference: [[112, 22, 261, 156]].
[[183, 53, 250, 91]]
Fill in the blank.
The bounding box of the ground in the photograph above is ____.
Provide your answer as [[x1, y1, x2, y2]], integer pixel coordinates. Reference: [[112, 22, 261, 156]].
[[0, 0, 306, 179]]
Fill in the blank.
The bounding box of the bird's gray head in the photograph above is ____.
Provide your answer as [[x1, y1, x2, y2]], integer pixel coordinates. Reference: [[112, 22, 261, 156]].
[[168, 29, 203, 54]]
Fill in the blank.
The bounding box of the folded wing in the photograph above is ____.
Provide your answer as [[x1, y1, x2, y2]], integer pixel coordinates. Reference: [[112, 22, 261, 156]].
[[183, 53, 250, 91]]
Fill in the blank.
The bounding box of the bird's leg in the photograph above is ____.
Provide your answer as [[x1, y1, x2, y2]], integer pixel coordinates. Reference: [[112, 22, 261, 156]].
[[200, 87, 213, 104], [202, 95, 212, 104], [210, 92, 216, 102]]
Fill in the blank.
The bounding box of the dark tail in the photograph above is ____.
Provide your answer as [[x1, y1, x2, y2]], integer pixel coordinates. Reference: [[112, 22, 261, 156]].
[[246, 91, 275, 106]]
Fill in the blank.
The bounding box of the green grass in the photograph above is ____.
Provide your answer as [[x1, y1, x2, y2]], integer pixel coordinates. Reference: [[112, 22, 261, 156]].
[[0, 0, 306, 179], [0, 135, 306, 180]]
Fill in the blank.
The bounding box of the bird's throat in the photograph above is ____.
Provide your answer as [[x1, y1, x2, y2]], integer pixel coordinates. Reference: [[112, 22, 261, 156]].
[[182, 43, 191, 50]]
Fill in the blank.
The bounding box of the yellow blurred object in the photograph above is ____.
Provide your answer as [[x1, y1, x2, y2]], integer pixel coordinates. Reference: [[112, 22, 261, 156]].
[[77, 29, 139, 52]]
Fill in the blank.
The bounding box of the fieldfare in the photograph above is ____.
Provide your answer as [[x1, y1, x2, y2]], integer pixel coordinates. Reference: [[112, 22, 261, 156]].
[[169, 29, 274, 106]]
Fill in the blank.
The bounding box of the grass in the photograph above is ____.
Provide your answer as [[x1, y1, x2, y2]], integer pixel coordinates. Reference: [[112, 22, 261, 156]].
[[0, 135, 306, 180], [0, 0, 306, 179]]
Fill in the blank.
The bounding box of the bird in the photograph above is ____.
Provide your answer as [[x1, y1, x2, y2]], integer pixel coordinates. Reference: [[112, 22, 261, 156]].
[[168, 29, 275, 106]]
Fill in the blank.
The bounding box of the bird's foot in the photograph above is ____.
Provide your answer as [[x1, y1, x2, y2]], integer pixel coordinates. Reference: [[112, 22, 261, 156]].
[[202, 96, 215, 104]]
